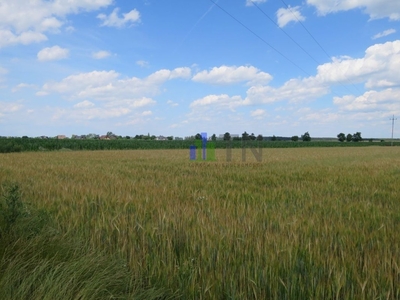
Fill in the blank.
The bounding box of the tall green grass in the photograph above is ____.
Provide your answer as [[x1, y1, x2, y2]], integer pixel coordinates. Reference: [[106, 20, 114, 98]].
[[1, 147, 400, 298]]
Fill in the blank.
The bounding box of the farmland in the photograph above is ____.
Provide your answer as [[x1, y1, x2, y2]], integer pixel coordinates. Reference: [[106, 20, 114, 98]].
[[1, 147, 400, 299], [1, 137, 400, 153]]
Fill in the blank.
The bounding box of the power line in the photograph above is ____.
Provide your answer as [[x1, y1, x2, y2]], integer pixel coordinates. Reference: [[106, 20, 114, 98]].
[[277, 0, 363, 95], [208, 0, 311, 78], [250, 1, 320, 66]]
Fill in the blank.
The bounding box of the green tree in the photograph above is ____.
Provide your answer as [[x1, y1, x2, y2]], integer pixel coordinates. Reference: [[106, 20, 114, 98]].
[[256, 134, 263, 141], [250, 133, 256, 141], [302, 132, 311, 142], [211, 134, 217, 141], [352, 132, 362, 142], [337, 133, 346, 142], [195, 133, 202, 140], [242, 131, 249, 140], [291, 135, 299, 142], [271, 135, 277, 141], [346, 133, 352, 142], [223, 132, 231, 141]]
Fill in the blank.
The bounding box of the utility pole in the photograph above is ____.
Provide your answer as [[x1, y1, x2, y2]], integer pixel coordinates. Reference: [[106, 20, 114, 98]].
[[390, 115, 397, 146]]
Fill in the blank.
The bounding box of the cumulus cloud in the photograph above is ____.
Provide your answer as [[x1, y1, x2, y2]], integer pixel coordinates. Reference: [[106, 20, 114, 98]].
[[314, 40, 400, 89], [276, 6, 305, 28], [38, 67, 191, 102], [136, 60, 149, 67], [190, 94, 245, 110], [0, 101, 24, 118], [0, 66, 7, 76], [37, 46, 69, 61], [0, 0, 113, 47], [192, 65, 272, 85], [372, 29, 396, 40], [245, 0, 267, 7], [141, 110, 152, 116], [167, 100, 179, 107], [12, 83, 36, 92], [92, 50, 111, 59], [307, 0, 400, 20], [333, 88, 400, 112], [97, 8, 141, 27], [0, 29, 47, 48], [73, 100, 95, 108], [250, 109, 266, 118], [188, 40, 400, 114]]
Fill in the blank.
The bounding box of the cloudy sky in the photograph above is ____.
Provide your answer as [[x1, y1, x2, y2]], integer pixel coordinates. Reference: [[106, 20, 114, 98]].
[[1, 0, 400, 138]]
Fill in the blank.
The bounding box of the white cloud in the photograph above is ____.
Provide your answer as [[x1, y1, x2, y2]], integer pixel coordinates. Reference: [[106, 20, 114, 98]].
[[190, 94, 245, 110], [65, 26, 75, 33], [136, 60, 149, 67], [188, 40, 400, 116], [0, 0, 113, 47], [250, 109, 266, 118], [276, 6, 305, 28], [245, 0, 267, 7], [0, 101, 24, 118], [37, 46, 69, 61], [333, 88, 400, 112], [97, 8, 141, 28], [73, 100, 95, 108], [92, 50, 111, 59], [12, 83, 36, 92], [167, 100, 179, 107], [315, 40, 400, 89], [0, 29, 47, 48], [142, 110, 152, 116], [0, 66, 7, 75], [38, 68, 190, 102], [307, 0, 400, 20], [372, 29, 396, 40], [192, 65, 272, 85]]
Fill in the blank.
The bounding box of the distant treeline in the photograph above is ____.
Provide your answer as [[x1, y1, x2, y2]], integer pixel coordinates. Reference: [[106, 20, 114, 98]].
[[0, 137, 398, 153]]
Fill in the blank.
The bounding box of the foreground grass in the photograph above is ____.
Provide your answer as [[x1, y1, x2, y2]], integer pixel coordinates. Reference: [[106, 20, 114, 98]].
[[1, 147, 400, 299]]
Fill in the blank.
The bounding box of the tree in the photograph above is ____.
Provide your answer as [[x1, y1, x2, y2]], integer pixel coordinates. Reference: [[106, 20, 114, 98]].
[[302, 132, 311, 142], [195, 133, 202, 140], [337, 133, 346, 142], [250, 133, 256, 141], [167, 136, 173, 140], [256, 134, 263, 141], [352, 132, 362, 142], [271, 135, 277, 141], [242, 131, 249, 140], [291, 135, 299, 142], [211, 134, 217, 141], [346, 133, 352, 142], [223, 132, 231, 141]]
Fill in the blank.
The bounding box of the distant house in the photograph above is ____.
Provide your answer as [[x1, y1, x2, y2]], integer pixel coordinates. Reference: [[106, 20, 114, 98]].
[[157, 135, 167, 141], [57, 135, 66, 139], [100, 135, 109, 140]]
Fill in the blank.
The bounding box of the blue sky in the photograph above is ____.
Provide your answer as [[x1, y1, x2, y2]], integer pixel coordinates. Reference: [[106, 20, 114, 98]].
[[1, 0, 400, 138]]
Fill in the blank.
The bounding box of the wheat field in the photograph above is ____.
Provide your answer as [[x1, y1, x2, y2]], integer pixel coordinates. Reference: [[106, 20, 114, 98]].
[[1, 147, 400, 299]]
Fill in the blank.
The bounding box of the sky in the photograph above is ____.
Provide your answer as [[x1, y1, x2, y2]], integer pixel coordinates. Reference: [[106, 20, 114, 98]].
[[1, 0, 400, 138]]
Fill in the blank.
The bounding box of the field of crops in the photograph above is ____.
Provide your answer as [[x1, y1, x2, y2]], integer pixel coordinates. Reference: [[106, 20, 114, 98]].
[[1, 137, 399, 153], [1, 147, 400, 299]]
